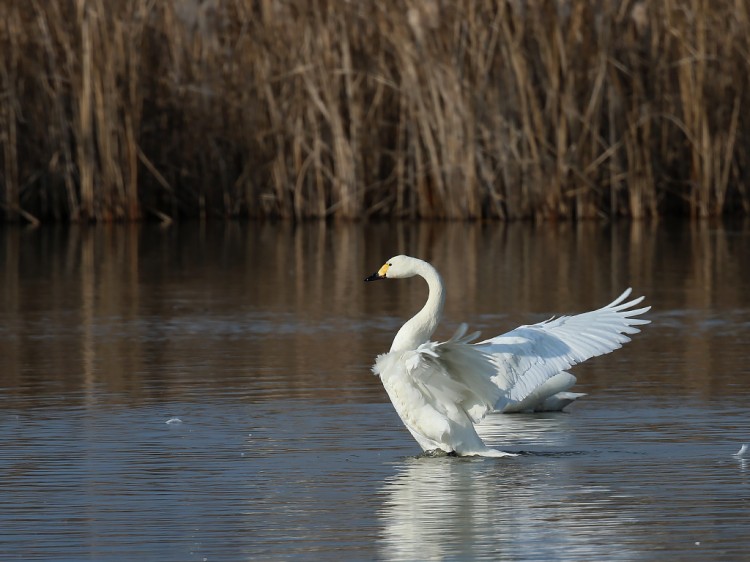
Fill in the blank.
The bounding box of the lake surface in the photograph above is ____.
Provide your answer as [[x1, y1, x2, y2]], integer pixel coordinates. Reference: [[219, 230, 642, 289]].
[[1, 220, 749, 561]]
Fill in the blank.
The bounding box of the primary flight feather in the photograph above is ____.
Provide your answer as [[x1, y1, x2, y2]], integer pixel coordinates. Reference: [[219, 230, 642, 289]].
[[365, 255, 650, 457]]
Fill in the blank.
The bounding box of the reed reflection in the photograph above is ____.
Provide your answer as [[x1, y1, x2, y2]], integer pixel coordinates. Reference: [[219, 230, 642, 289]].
[[1, 221, 750, 409]]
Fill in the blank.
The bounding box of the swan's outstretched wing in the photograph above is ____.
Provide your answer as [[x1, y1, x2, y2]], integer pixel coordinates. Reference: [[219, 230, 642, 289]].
[[476, 288, 650, 410]]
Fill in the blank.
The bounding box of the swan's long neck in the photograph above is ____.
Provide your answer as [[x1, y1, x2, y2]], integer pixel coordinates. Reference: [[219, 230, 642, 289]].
[[390, 261, 445, 352]]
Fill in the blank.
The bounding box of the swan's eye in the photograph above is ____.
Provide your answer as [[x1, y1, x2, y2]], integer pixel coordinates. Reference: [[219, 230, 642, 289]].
[[388, 263, 392, 266]]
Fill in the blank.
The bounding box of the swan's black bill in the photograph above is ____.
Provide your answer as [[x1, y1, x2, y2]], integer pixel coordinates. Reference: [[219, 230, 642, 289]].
[[365, 272, 385, 282]]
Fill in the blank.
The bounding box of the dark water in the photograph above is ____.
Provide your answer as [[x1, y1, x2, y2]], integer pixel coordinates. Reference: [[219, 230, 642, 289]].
[[1, 221, 749, 561]]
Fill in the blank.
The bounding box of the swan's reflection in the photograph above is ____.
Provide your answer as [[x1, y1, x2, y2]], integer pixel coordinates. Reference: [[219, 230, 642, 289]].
[[379, 456, 493, 561], [378, 413, 629, 560]]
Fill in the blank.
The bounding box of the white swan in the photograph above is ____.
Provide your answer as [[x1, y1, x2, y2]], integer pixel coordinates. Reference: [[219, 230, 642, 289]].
[[365, 255, 650, 457]]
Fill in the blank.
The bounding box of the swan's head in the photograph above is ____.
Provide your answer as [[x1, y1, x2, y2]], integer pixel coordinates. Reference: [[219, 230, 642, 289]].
[[364, 255, 420, 281]]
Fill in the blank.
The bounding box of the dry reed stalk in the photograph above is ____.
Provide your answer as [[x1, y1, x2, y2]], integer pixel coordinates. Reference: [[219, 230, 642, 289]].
[[0, 5, 20, 223], [1, 0, 750, 222]]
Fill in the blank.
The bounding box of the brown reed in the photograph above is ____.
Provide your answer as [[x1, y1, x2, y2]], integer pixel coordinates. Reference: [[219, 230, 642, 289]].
[[1, 0, 749, 223]]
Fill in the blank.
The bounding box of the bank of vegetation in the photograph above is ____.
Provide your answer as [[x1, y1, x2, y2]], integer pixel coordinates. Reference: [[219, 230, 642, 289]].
[[1, 0, 749, 223]]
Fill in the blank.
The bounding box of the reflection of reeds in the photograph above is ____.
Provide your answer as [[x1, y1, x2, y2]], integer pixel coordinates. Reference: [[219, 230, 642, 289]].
[[3, 220, 748, 403], [1, 0, 749, 222]]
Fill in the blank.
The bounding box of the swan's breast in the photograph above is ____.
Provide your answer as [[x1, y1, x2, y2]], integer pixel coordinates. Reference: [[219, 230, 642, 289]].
[[376, 351, 451, 448]]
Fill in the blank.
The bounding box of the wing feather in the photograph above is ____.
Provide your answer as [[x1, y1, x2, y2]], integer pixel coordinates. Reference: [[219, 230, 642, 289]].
[[476, 288, 650, 410], [373, 325, 501, 424]]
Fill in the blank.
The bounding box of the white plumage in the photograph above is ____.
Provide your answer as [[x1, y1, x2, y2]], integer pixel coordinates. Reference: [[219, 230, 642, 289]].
[[365, 255, 650, 457]]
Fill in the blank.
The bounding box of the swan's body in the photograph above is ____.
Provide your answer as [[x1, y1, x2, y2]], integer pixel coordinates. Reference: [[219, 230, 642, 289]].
[[365, 255, 650, 457]]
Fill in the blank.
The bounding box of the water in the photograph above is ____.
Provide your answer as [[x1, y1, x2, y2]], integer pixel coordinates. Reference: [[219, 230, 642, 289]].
[[1, 221, 749, 561]]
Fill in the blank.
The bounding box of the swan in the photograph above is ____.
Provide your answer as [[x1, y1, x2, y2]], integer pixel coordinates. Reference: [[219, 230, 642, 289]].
[[365, 255, 650, 457]]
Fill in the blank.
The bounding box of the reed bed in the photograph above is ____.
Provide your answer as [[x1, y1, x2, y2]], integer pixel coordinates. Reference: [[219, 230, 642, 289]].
[[1, 0, 749, 223]]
